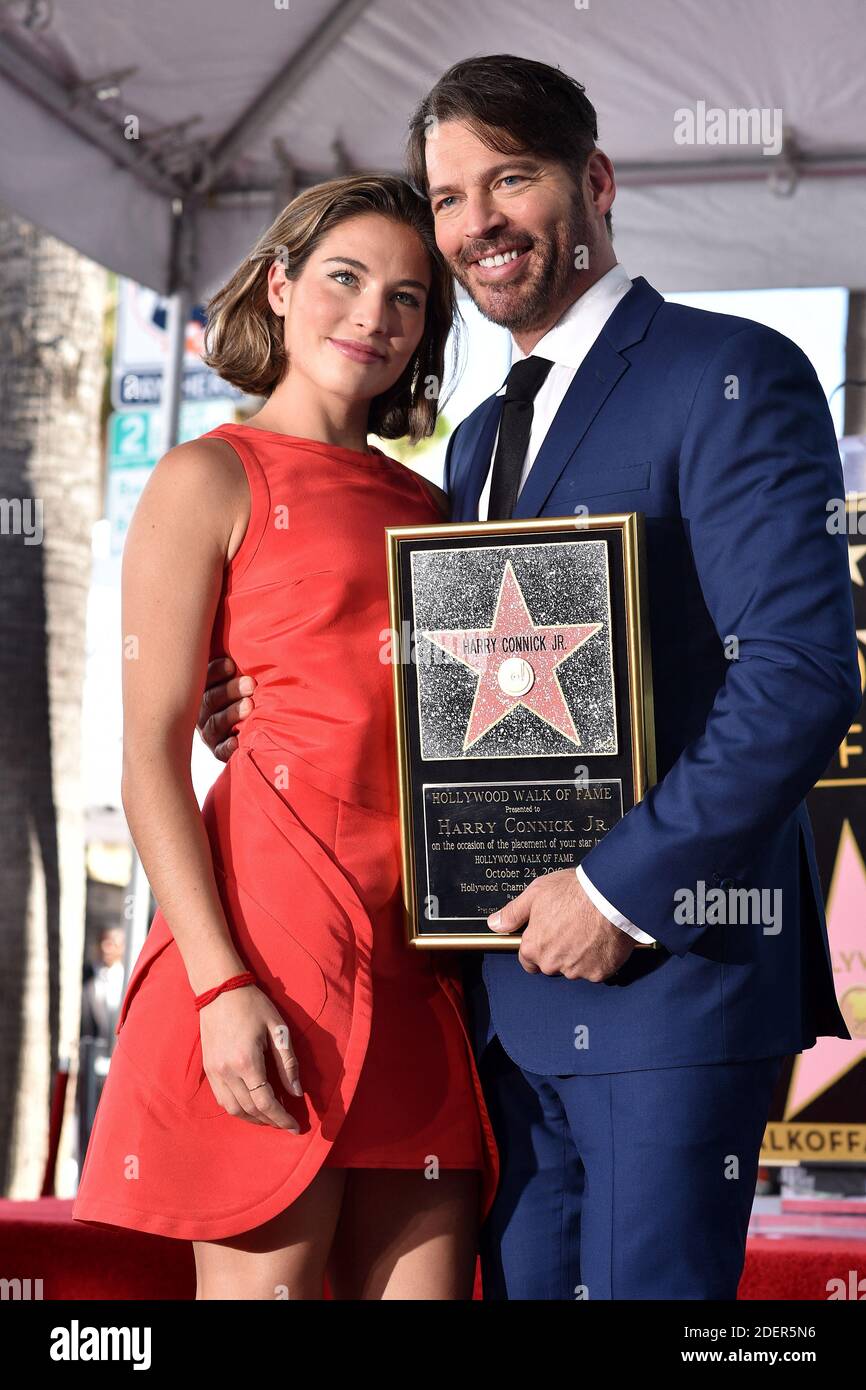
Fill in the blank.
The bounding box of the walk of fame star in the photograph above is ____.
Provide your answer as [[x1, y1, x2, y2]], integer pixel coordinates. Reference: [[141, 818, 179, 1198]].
[[421, 560, 602, 752]]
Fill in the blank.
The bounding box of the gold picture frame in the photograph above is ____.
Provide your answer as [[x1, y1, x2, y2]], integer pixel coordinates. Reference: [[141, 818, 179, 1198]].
[[385, 512, 657, 949]]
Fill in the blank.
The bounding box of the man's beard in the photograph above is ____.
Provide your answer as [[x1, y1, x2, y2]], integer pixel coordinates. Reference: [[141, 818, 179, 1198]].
[[452, 200, 594, 334]]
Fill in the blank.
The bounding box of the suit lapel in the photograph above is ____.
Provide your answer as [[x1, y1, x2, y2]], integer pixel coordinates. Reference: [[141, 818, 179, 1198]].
[[512, 335, 629, 518], [452, 276, 664, 523], [451, 397, 501, 522]]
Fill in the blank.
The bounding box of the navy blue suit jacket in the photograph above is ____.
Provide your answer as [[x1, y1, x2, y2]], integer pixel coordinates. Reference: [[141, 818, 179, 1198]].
[[446, 275, 861, 1074]]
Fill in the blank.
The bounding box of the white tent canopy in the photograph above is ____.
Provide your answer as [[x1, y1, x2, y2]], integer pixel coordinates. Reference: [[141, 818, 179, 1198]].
[[1, 0, 865, 304]]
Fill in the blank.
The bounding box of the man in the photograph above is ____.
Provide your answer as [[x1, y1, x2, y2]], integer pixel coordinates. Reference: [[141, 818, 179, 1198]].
[[198, 55, 861, 1299], [80, 925, 127, 1041]]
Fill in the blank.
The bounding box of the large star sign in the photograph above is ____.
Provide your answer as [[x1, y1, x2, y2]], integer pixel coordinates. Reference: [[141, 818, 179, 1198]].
[[421, 560, 601, 752]]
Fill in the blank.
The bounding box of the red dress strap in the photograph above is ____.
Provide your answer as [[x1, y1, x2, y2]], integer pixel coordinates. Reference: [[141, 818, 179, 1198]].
[[202, 424, 272, 583]]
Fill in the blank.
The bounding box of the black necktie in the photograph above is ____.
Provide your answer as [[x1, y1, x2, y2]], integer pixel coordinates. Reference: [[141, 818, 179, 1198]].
[[486, 355, 554, 520]]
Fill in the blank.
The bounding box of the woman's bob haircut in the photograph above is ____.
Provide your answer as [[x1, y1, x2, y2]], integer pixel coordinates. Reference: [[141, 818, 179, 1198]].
[[201, 172, 458, 445]]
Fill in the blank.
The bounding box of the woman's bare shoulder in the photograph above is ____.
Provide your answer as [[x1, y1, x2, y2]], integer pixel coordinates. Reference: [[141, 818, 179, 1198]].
[[152, 434, 246, 490], [141, 435, 249, 517], [127, 435, 249, 563]]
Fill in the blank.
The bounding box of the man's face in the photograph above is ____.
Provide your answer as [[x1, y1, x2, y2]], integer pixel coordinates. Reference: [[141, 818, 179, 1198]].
[[425, 119, 593, 334]]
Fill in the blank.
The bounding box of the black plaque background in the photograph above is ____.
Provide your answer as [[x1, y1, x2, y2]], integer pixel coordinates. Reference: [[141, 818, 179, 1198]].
[[396, 524, 637, 937]]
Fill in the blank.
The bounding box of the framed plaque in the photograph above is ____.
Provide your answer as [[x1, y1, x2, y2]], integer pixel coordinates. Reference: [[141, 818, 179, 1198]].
[[385, 514, 656, 949]]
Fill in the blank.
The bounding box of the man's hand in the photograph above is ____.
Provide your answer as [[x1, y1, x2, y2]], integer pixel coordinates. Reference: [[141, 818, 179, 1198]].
[[196, 656, 256, 762], [487, 868, 635, 980]]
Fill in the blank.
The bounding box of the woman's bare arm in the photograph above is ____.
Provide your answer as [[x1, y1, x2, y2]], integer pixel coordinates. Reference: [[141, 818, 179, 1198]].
[[121, 437, 301, 1129], [120, 437, 251, 995]]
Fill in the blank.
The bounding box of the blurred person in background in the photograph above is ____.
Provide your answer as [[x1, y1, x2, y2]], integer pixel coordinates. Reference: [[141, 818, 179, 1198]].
[[80, 926, 126, 1042]]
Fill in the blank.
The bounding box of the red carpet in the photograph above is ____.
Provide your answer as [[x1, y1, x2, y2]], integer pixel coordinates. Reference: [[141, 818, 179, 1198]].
[[737, 1235, 864, 1301], [1, 1199, 859, 1299]]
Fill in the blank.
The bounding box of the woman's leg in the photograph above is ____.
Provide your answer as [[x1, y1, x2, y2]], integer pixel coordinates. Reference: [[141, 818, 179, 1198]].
[[326, 1168, 481, 1300], [193, 1166, 347, 1300]]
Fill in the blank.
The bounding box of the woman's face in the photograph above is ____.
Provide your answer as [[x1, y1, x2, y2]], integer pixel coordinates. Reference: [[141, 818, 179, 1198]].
[[268, 212, 432, 402]]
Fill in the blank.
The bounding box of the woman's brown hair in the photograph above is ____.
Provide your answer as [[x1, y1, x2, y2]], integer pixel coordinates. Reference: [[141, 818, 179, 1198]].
[[201, 173, 458, 445]]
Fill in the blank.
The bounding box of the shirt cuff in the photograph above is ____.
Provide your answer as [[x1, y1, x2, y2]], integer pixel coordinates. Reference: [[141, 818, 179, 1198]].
[[575, 863, 657, 944]]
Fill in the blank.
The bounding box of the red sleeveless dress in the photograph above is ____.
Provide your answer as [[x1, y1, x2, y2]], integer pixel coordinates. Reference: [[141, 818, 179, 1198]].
[[72, 422, 499, 1241]]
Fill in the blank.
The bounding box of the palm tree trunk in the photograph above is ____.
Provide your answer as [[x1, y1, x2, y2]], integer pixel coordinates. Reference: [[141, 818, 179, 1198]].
[[0, 209, 107, 1196]]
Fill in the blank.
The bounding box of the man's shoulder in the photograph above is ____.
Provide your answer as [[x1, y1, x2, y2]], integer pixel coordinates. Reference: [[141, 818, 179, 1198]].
[[441, 397, 497, 479], [648, 295, 807, 367], [449, 393, 497, 437]]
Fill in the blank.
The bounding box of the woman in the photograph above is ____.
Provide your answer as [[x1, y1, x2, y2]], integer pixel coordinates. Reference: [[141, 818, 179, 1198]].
[[72, 173, 499, 1299]]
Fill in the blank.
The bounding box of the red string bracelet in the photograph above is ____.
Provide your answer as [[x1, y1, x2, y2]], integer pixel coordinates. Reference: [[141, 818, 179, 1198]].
[[194, 971, 256, 1012]]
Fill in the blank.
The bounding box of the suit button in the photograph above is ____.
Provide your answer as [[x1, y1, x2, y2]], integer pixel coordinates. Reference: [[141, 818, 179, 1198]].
[[720, 877, 736, 890]]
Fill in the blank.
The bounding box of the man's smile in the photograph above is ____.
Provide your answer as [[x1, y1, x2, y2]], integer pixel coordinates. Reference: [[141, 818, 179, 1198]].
[[466, 243, 533, 283]]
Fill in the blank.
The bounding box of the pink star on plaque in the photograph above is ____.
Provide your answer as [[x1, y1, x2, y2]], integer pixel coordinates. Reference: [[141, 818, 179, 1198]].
[[422, 560, 601, 751]]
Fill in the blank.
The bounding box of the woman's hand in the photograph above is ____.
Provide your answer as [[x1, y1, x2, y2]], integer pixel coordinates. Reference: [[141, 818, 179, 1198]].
[[199, 984, 303, 1131]]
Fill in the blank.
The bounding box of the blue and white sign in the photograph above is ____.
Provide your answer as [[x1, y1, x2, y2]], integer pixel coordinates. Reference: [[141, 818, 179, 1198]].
[[111, 280, 245, 412]]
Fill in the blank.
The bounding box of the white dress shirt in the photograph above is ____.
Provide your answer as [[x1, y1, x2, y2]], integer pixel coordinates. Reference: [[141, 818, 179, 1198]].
[[477, 262, 655, 946]]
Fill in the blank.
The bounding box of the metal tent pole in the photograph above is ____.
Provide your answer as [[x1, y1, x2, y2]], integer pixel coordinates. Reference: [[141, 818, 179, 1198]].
[[160, 284, 190, 455]]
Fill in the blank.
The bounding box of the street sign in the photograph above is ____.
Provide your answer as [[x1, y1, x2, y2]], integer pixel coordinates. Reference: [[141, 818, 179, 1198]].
[[110, 279, 244, 412]]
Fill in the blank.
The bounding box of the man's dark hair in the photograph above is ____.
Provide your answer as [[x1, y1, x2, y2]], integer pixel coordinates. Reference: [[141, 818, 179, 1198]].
[[405, 54, 612, 237]]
